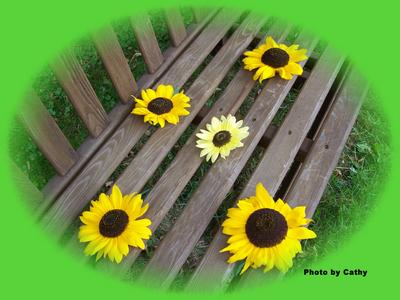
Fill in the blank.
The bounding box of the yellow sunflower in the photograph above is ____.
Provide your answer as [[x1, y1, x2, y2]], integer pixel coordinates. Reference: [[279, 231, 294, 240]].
[[131, 84, 190, 128], [243, 36, 308, 82], [196, 114, 249, 163], [78, 185, 152, 263], [220, 183, 316, 274]]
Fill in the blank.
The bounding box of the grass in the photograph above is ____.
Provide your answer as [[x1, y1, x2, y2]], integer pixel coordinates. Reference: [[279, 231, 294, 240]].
[[9, 9, 390, 291]]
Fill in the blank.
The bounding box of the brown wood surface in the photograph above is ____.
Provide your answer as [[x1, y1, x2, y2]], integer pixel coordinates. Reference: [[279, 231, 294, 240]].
[[186, 47, 344, 291], [285, 69, 367, 216], [139, 32, 319, 289], [92, 25, 137, 103], [18, 90, 78, 176], [51, 50, 109, 137], [235, 68, 367, 289], [111, 13, 265, 206], [94, 20, 289, 276], [41, 9, 243, 237], [164, 9, 187, 47], [41, 13, 216, 205], [131, 14, 164, 73]]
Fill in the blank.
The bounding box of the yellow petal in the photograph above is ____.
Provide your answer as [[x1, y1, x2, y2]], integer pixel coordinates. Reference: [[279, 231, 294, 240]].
[[110, 185, 123, 208], [265, 36, 278, 48], [287, 227, 317, 240], [132, 107, 150, 115], [285, 62, 303, 75], [255, 183, 274, 208], [145, 88, 157, 100]]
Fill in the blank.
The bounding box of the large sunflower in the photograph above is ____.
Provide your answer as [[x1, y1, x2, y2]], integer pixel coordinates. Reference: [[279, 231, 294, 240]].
[[221, 183, 316, 274], [243, 36, 308, 82], [196, 114, 249, 163], [78, 185, 152, 263], [131, 84, 190, 128]]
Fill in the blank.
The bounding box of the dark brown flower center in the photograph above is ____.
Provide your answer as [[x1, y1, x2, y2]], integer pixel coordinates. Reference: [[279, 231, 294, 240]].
[[147, 97, 173, 115], [245, 208, 288, 248], [261, 48, 289, 68], [99, 209, 129, 238], [212, 130, 231, 147]]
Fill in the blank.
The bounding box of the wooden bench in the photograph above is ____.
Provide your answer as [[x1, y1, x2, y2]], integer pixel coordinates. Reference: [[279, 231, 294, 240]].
[[12, 7, 368, 291]]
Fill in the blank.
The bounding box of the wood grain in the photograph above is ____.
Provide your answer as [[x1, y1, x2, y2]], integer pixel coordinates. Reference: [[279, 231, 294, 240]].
[[51, 50, 109, 137], [18, 90, 78, 176], [235, 68, 367, 289], [186, 46, 345, 291], [139, 32, 319, 290], [164, 8, 187, 47], [131, 14, 164, 73], [285, 69, 367, 216], [41, 9, 242, 237], [95, 20, 289, 277], [111, 12, 265, 203], [41, 12, 216, 205], [92, 25, 137, 103]]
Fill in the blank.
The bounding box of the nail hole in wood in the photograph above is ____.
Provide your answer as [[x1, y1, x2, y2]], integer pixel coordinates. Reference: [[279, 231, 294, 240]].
[[325, 144, 329, 149], [288, 130, 292, 135]]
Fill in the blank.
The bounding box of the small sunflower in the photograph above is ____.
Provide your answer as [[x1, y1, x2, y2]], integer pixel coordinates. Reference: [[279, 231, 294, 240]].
[[221, 183, 316, 274], [78, 185, 152, 263], [243, 36, 308, 82], [131, 84, 190, 128], [196, 114, 249, 163]]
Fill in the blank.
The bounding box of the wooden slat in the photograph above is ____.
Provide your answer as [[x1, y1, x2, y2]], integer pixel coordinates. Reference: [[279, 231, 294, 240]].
[[139, 32, 319, 289], [41, 11, 218, 205], [10, 161, 43, 211], [186, 46, 344, 291], [41, 9, 243, 237], [236, 68, 367, 289], [51, 50, 109, 137], [99, 20, 289, 274], [96, 20, 289, 277], [285, 69, 367, 216], [131, 14, 164, 73], [111, 13, 265, 209], [92, 25, 137, 103], [17, 90, 78, 176], [164, 8, 187, 47]]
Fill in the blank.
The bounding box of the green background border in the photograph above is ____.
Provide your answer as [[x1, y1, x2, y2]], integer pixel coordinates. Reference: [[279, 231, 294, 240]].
[[1, 0, 398, 298]]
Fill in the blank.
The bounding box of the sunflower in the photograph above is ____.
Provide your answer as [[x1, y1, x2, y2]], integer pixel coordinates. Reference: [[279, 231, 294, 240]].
[[220, 183, 316, 274], [131, 84, 190, 128], [78, 185, 152, 263], [243, 36, 308, 82], [196, 114, 249, 163]]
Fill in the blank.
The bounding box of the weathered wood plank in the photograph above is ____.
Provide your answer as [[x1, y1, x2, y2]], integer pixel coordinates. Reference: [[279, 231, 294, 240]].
[[131, 14, 164, 73], [92, 25, 137, 103], [164, 8, 187, 47], [96, 20, 289, 277], [235, 68, 367, 289], [41, 12, 217, 205], [285, 69, 367, 216], [139, 32, 319, 289], [41, 9, 243, 237], [186, 46, 344, 291], [18, 90, 78, 176], [51, 50, 109, 137], [111, 13, 265, 206]]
